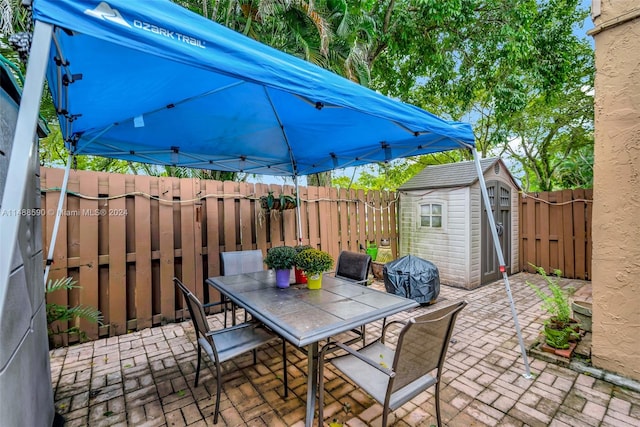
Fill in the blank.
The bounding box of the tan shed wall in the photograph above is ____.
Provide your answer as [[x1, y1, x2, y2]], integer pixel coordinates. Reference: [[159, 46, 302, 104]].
[[590, 0, 640, 381]]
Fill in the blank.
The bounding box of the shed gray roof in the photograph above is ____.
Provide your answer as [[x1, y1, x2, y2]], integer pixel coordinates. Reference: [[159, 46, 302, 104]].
[[398, 158, 504, 190]]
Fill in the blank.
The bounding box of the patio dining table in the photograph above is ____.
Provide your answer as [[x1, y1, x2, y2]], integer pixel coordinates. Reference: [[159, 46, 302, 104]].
[[206, 270, 419, 427]]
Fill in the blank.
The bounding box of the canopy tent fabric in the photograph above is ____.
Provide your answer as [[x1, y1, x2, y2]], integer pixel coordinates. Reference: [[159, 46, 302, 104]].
[[32, 0, 474, 176]]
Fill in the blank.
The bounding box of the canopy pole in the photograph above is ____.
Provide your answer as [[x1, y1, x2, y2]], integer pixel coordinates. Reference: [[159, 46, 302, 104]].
[[43, 154, 73, 286], [0, 21, 53, 298], [294, 175, 303, 244], [472, 148, 532, 379]]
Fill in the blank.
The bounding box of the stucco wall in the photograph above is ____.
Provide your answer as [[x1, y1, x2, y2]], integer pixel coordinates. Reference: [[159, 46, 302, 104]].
[[590, 0, 640, 381]]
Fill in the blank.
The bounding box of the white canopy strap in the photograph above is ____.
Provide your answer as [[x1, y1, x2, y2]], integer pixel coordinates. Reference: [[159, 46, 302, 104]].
[[42, 153, 72, 286], [472, 147, 533, 379]]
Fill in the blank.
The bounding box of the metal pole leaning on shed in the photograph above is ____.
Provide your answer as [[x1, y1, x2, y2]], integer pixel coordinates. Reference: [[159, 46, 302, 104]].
[[43, 154, 73, 286], [472, 147, 533, 379], [0, 21, 53, 296]]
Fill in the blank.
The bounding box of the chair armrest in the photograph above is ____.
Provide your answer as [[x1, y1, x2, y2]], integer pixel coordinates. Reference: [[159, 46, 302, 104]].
[[381, 320, 406, 344], [320, 341, 395, 377]]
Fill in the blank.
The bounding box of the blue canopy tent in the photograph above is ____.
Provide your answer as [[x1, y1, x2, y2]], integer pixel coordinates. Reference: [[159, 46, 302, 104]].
[[0, 0, 530, 425]]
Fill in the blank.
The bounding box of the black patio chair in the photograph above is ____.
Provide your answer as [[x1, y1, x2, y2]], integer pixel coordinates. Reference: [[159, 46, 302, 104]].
[[318, 300, 467, 427], [173, 277, 288, 424], [334, 250, 372, 345]]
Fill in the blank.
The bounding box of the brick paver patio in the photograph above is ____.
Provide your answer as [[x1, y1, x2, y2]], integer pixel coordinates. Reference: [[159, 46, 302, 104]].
[[49, 273, 640, 426]]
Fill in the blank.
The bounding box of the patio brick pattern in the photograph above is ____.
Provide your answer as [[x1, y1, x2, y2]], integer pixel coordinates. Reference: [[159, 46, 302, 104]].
[[50, 273, 640, 426]]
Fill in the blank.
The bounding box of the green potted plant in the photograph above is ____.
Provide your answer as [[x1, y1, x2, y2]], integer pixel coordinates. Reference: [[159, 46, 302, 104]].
[[264, 246, 297, 288], [294, 245, 313, 284], [259, 191, 297, 212], [526, 265, 580, 350], [46, 277, 103, 348], [294, 248, 334, 289]]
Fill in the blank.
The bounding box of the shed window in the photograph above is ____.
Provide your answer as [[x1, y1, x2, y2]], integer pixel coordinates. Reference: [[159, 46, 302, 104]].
[[420, 203, 442, 228]]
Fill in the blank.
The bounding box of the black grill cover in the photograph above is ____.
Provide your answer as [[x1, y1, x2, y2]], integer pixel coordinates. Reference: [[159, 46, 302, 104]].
[[383, 255, 440, 304]]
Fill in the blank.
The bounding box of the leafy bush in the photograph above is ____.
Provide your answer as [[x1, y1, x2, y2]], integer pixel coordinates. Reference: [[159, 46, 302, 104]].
[[46, 277, 103, 347], [526, 265, 580, 349], [294, 249, 334, 275], [526, 265, 575, 324], [264, 246, 297, 270]]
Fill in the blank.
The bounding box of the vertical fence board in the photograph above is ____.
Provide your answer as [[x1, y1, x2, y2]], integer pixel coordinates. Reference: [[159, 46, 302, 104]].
[[574, 188, 587, 279], [158, 177, 175, 322], [389, 192, 398, 258], [223, 181, 237, 252], [328, 187, 340, 258], [268, 184, 284, 247], [134, 175, 152, 329], [562, 190, 575, 278], [373, 191, 382, 246], [193, 179, 204, 299], [317, 186, 330, 252], [357, 189, 366, 249], [239, 182, 253, 250], [179, 178, 197, 298], [307, 185, 320, 249], [525, 194, 536, 273], [204, 179, 222, 306], [338, 188, 349, 251], [585, 189, 593, 279], [255, 183, 269, 253], [347, 189, 359, 252], [298, 184, 309, 246], [539, 192, 550, 272], [108, 173, 127, 336], [78, 171, 99, 339], [65, 176, 81, 343], [282, 184, 297, 247]]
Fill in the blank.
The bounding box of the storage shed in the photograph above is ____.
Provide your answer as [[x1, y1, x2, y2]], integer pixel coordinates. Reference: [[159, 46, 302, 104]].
[[398, 158, 520, 289]]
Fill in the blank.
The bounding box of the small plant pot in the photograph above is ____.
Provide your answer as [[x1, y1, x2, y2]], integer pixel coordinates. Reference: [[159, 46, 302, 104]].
[[275, 269, 291, 288], [572, 301, 592, 332], [307, 273, 322, 289], [294, 267, 308, 284], [543, 324, 572, 349]]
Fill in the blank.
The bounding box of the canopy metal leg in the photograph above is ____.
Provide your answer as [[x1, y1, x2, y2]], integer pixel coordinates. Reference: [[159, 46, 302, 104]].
[[0, 21, 53, 295], [43, 154, 73, 286], [472, 148, 532, 379], [294, 175, 303, 244]]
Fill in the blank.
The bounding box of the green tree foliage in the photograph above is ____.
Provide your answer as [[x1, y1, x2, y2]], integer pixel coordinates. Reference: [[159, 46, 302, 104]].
[[363, 0, 594, 191]]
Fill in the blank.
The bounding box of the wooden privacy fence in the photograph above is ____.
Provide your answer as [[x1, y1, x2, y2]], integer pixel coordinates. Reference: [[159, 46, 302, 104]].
[[40, 167, 398, 343], [519, 189, 593, 280]]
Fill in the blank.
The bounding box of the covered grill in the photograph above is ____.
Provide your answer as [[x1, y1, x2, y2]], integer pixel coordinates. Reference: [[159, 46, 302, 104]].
[[383, 255, 440, 304]]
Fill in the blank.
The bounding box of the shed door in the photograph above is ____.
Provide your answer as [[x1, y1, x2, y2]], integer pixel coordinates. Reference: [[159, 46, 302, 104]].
[[481, 181, 511, 284]]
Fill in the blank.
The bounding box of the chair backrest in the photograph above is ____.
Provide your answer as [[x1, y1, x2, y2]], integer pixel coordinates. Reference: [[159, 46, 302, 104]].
[[335, 251, 372, 283], [221, 250, 264, 275], [173, 277, 211, 339], [390, 301, 467, 392]]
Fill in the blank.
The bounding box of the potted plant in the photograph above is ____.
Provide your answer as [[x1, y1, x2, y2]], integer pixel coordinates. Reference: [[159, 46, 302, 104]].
[[260, 191, 297, 212], [294, 248, 334, 289], [526, 265, 580, 350], [294, 245, 313, 284], [264, 246, 297, 288]]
